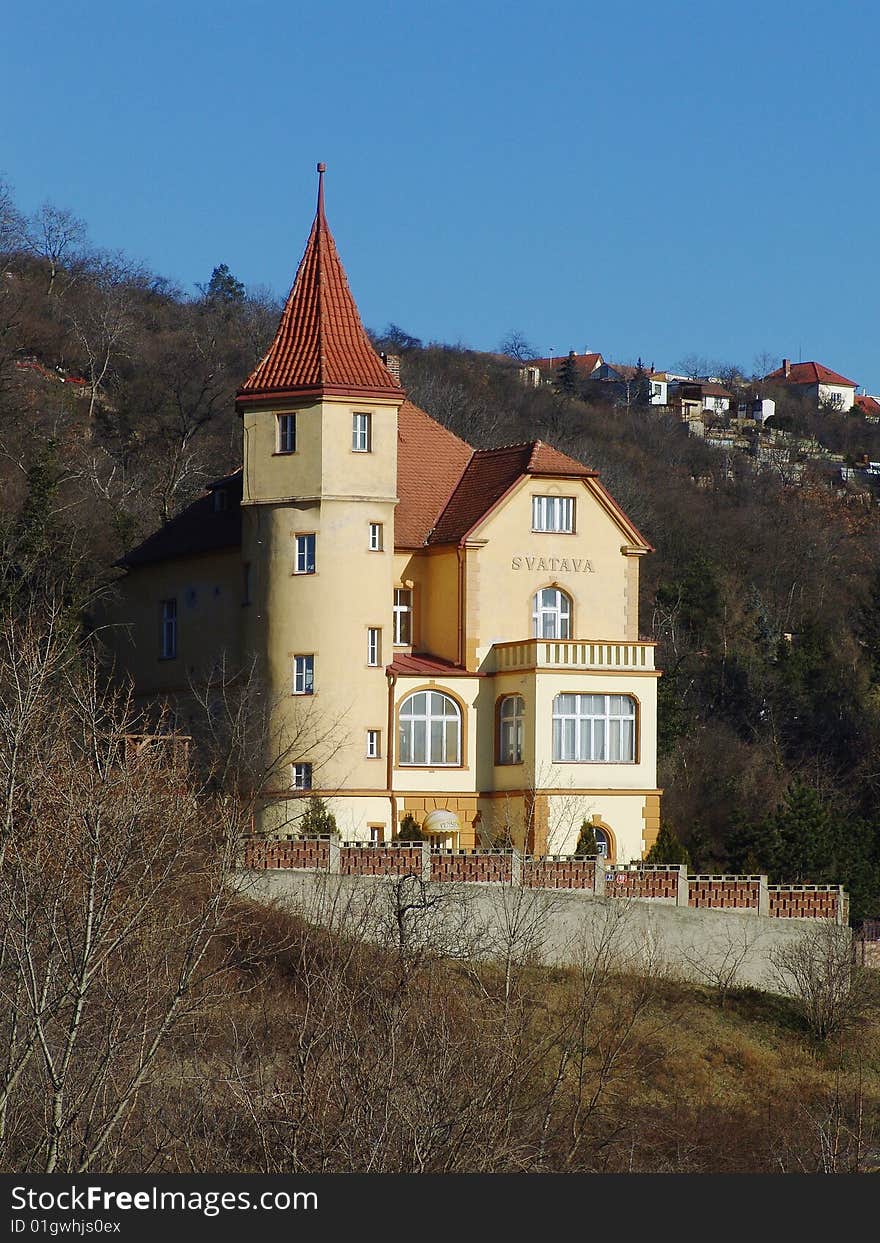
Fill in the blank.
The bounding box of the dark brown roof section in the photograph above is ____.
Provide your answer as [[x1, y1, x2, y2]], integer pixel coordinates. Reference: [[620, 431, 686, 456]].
[[427, 441, 597, 546], [396, 400, 473, 549], [120, 473, 242, 568], [237, 166, 403, 405]]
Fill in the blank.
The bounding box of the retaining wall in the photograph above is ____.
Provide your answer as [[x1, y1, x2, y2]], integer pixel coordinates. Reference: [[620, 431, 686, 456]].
[[240, 838, 848, 925], [233, 868, 852, 998]]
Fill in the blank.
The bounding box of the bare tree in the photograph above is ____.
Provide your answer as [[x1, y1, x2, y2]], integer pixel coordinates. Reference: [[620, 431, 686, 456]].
[[25, 203, 89, 297]]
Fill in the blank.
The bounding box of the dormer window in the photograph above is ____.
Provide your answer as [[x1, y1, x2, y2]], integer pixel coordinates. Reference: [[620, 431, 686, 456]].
[[532, 495, 574, 533], [277, 413, 296, 454]]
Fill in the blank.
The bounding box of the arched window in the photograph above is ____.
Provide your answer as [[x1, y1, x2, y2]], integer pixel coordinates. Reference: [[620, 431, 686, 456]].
[[398, 691, 461, 766], [498, 695, 524, 765], [532, 587, 571, 639], [552, 694, 636, 762], [594, 827, 610, 859]]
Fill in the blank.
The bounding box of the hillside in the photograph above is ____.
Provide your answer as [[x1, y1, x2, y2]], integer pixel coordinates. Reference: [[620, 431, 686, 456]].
[[1, 186, 880, 918]]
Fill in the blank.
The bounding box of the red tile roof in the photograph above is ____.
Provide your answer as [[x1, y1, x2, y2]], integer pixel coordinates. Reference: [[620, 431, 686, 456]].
[[237, 166, 402, 404], [855, 395, 880, 417], [387, 652, 478, 677], [764, 361, 857, 388], [527, 352, 603, 376], [428, 441, 596, 546], [396, 400, 473, 549]]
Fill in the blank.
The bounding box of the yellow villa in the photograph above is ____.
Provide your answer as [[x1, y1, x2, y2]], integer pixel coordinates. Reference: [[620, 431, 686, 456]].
[[107, 167, 662, 861]]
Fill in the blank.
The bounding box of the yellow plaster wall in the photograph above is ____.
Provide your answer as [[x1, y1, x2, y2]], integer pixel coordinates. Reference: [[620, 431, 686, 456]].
[[102, 550, 243, 697], [464, 476, 636, 663]]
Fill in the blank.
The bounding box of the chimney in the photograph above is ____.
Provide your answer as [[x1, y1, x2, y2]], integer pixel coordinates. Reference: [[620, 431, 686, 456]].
[[783, 358, 791, 378], [381, 352, 401, 384]]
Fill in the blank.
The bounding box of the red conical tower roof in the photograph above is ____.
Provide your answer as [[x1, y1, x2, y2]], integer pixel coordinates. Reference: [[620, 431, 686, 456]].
[[237, 164, 403, 405]]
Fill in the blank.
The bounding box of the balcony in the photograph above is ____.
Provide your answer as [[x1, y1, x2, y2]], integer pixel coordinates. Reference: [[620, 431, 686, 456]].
[[490, 639, 655, 673]]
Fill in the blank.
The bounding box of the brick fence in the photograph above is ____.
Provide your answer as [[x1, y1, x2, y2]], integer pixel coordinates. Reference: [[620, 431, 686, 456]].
[[240, 837, 849, 924]]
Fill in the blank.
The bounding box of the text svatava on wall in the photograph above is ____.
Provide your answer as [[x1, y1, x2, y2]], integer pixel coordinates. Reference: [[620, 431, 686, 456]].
[[511, 556, 594, 573]]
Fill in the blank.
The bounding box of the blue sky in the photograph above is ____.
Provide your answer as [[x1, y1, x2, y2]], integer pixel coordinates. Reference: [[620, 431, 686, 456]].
[[3, 0, 878, 389]]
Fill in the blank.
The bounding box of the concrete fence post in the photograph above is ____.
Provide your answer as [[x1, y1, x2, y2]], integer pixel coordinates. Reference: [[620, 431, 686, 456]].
[[510, 849, 523, 887], [328, 834, 340, 874], [758, 874, 770, 917], [421, 839, 432, 883], [593, 862, 607, 896], [675, 865, 689, 907]]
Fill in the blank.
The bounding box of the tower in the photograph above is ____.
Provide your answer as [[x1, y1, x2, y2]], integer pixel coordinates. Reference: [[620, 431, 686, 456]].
[[235, 165, 404, 834]]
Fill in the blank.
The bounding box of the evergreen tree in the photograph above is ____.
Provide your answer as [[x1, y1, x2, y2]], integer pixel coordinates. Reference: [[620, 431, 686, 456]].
[[556, 351, 579, 396], [395, 812, 423, 841], [298, 796, 337, 838], [772, 779, 833, 884], [630, 358, 651, 408], [574, 820, 598, 855], [645, 823, 692, 869], [203, 263, 245, 305]]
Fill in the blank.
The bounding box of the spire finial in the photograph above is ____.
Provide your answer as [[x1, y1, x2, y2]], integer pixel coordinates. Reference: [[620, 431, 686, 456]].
[[317, 162, 326, 217]]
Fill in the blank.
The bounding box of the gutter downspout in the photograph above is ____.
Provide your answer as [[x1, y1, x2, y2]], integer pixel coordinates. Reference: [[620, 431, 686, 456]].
[[456, 544, 466, 669], [386, 668, 397, 839]]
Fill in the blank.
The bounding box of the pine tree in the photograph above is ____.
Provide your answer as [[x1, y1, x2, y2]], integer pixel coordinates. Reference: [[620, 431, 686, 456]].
[[645, 823, 691, 868], [298, 795, 337, 838], [395, 812, 423, 842], [773, 780, 832, 883], [556, 351, 579, 396], [575, 820, 598, 856], [203, 263, 245, 305]]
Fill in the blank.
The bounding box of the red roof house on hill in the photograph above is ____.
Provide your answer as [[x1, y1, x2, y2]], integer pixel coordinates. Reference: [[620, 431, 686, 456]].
[[763, 359, 858, 411]]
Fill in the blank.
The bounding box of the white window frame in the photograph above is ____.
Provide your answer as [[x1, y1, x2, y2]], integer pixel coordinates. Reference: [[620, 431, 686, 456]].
[[532, 587, 572, 639], [367, 627, 382, 666], [352, 412, 372, 452], [160, 598, 177, 659], [294, 533, 316, 575], [393, 588, 413, 646], [293, 655, 314, 695], [498, 695, 524, 765], [366, 729, 381, 758], [368, 522, 383, 551], [291, 762, 312, 790], [277, 413, 296, 454], [552, 693, 636, 763], [398, 691, 461, 767], [531, 494, 574, 533]]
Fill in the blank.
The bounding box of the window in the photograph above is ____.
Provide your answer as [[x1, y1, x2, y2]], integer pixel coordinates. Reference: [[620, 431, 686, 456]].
[[277, 413, 296, 454], [532, 495, 574, 532], [160, 598, 177, 659], [367, 628, 382, 666], [498, 695, 524, 765], [352, 412, 372, 452], [366, 729, 381, 758], [292, 762, 312, 790], [369, 823, 383, 843], [368, 522, 383, 551], [532, 587, 572, 639], [594, 828, 610, 859], [294, 533, 316, 574], [293, 655, 314, 695], [399, 691, 461, 766], [393, 588, 412, 645], [212, 488, 228, 512], [552, 694, 636, 763], [242, 563, 251, 605]]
